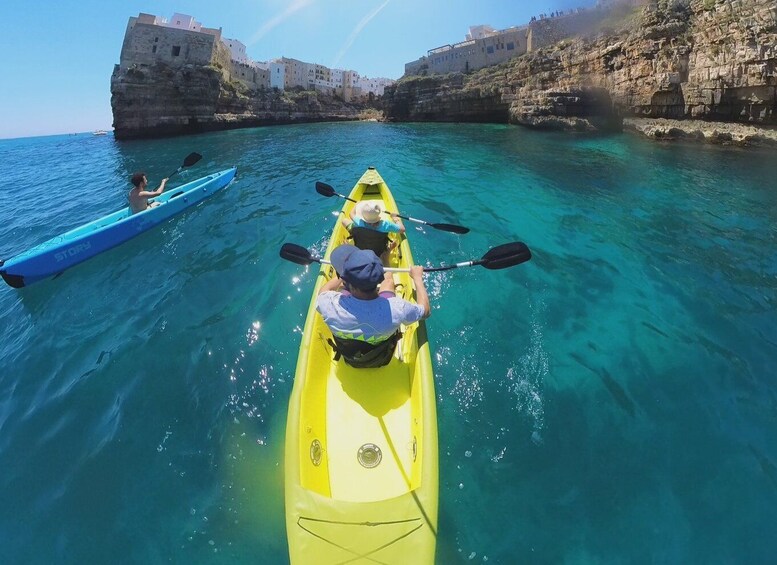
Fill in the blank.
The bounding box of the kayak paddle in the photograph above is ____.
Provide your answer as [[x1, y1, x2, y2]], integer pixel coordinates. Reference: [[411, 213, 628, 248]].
[[315, 181, 470, 234], [423, 242, 531, 272], [280, 243, 406, 272], [147, 153, 203, 204], [167, 152, 202, 179], [279, 241, 531, 273]]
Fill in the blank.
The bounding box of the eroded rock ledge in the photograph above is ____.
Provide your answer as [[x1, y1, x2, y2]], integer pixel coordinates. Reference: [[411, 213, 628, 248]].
[[625, 117, 777, 145], [383, 0, 777, 145], [110, 63, 377, 140]]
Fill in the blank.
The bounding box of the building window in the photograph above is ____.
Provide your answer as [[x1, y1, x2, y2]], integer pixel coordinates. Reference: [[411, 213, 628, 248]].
[[152, 45, 157, 54], [507, 42, 515, 50], [172, 46, 181, 56], [486, 46, 494, 54], [154, 37, 158, 43]]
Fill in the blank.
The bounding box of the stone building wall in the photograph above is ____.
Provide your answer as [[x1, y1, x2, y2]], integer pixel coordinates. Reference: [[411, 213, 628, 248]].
[[231, 61, 270, 90], [404, 57, 428, 76], [211, 40, 233, 73], [527, 9, 610, 51], [119, 19, 221, 69], [405, 27, 529, 76], [405, 3, 646, 77], [280, 58, 312, 89]]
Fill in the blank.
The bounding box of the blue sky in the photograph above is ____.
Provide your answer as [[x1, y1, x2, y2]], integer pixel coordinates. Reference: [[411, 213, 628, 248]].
[[0, 0, 594, 140]]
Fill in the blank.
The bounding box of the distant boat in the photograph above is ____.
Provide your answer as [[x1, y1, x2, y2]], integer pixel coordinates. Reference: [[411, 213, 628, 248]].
[[92, 130, 108, 136]]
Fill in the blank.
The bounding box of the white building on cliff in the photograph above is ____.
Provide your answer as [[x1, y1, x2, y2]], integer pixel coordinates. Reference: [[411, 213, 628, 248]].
[[118, 12, 393, 99], [405, 0, 650, 76]]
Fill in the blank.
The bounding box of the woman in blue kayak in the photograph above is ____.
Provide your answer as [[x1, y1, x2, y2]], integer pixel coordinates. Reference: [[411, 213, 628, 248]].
[[341, 200, 405, 263]]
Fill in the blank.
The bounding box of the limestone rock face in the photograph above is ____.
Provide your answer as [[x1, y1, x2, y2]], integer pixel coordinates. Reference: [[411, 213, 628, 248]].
[[379, 75, 510, 123], [384, 0, 777, 133], [111, 63, 371, 140]]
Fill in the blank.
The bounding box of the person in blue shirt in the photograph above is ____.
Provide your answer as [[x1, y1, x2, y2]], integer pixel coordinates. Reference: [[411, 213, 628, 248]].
[[316, 244, 430, 367], [341, 200, 405, 262]]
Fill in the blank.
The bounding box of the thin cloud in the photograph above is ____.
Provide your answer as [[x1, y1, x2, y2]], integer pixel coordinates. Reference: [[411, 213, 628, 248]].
[[246, 0, 315, 47], [330, 0, 390, 70]]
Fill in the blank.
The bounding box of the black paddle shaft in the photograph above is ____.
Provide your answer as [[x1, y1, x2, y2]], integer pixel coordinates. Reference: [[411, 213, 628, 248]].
[[316, 182, 355, 202], [391, 213, 470, 234], [315, 181, 469, 234], [280, 243, 317, 266], [423, 242, 531, 272], [280, 241, 531, 272]]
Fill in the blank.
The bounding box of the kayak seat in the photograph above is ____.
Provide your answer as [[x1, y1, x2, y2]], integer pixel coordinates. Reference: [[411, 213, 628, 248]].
[[348, 226, 390, 257], [328, 331, 401, 368]]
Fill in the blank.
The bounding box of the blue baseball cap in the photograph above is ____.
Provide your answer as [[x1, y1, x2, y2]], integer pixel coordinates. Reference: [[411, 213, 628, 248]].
[[330, 244, 384, 290]]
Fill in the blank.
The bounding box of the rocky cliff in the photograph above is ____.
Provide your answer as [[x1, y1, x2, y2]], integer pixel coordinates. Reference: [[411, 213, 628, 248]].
[[110, 63, 375, 140], [384, 0, 776, 140]]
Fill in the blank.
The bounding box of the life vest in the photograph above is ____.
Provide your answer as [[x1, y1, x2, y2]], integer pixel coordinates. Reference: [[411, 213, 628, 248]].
[[349, 226, 390, 256], [327, 331, 402, 368]]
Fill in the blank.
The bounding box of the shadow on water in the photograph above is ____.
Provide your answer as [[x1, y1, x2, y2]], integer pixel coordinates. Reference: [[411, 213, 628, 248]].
[[569, 351, 637, 417], [413, 198, 461, 220]]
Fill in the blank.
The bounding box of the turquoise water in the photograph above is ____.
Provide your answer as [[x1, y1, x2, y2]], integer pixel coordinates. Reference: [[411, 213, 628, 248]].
[[1, 123, 776, 563]]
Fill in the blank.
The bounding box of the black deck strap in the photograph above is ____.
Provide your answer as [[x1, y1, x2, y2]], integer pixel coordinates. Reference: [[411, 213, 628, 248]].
[[326, 338, 342, 361], [330, 331, 402, 368], [349, 226, 390, 256]]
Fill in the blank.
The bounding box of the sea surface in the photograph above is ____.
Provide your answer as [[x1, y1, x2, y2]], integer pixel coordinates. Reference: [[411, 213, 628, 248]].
[[1, 123, 776, 564]]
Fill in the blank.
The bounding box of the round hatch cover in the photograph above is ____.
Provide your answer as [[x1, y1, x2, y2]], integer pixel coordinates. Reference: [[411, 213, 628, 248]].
[[357, 443, 382, 468]]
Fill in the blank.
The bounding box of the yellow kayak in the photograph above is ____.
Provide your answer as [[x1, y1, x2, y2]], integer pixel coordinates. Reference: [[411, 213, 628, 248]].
[[285, 167, 438, 564]]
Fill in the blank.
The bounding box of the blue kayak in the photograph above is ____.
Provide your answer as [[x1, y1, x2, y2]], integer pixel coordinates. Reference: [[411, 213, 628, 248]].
[[0, 167, 237, 288]]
